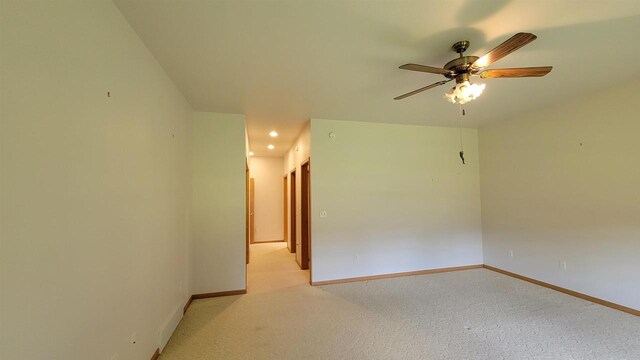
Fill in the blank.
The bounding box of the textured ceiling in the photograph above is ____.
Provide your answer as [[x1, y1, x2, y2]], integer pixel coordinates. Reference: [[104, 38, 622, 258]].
[[115, 0, 640, 156]]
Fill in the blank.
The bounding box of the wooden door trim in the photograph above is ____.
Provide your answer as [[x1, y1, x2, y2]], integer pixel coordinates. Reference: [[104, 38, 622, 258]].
[[245, 163, 250, 264], [300, 159, 311, 271], [289, 170, 296, 254], [302, 158, 312, 282], [249, 178, 255, 244], [283, 176, 288, 248]]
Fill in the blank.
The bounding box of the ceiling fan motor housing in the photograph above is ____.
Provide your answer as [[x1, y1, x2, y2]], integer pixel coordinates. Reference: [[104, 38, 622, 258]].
[[443, 56, 479, 79]]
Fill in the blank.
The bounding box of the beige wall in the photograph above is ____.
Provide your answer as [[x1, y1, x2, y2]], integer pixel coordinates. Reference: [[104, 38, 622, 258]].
[[250, 157, 284, 242], [480, 80, 640, 311], [1, 1, 192, 358], [191, 112, 247, 295], [284, 122, 311, 262], [310, 119, 483, 282]]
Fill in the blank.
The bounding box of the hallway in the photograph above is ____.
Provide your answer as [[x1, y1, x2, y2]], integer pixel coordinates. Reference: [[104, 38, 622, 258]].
[[247, 242, 310, 294], [160, 242, 317, 359]]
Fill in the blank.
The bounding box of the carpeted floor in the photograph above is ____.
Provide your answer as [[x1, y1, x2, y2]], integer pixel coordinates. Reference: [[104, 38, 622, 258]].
[[160, 242, 640, 359]]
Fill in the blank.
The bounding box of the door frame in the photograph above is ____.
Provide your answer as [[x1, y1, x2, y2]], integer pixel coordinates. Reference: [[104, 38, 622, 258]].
[[249, 178, 255, 244], [289, 169, 296, 254], [299, 158, 311, 271], [246, 163, 250, 264], [283, 176, 288, 247]]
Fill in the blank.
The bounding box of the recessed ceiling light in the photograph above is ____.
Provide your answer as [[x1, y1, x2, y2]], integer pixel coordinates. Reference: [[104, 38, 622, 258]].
[[267, 144, 275, 150], [248, 151, 254, 156], [269, 131, 278, 137]]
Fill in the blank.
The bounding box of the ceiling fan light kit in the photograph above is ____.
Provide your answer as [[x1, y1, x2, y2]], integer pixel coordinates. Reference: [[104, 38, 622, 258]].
[[395, 32, 552, 104], [445, 81, 486, 104]]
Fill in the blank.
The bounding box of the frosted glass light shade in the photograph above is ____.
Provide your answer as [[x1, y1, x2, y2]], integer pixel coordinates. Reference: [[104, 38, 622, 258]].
[[445, 81, 486, 104]]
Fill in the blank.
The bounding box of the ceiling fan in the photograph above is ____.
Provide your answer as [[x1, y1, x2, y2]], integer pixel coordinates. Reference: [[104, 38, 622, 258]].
[[394, 32, 552, 104]]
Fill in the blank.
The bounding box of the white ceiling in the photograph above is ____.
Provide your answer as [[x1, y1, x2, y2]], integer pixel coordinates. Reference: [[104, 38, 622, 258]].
[[115, 0, 640, 156]]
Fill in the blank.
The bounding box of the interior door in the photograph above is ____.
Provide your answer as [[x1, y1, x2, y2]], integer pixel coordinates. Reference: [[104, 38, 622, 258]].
[[283, 176, 288, 248], [250, 178, 255, 244], [300, 161, 310, 270], [289, 171, 296, 253]]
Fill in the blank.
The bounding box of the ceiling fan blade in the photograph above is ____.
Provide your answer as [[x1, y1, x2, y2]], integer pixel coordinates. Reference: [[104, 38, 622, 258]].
[[472, 33, 537, 69], [394, 79, 452, 100], [399, 63, 453, 76], [479, 66, 552, 78]]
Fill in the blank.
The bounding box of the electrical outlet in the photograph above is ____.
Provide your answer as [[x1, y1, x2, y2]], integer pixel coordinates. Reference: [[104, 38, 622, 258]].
[[560, 260, 567, 270], [508, 249, 514, 258], [319, 210, 327, 218]]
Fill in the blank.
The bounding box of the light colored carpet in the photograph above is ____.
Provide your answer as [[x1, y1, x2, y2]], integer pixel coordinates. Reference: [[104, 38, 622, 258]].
[[160, 243, 640, 359]]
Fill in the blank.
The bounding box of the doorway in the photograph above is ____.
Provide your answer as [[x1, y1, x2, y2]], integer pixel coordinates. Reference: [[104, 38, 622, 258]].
[[298, 160, 310, 270], [246, 164, 250, 264], [283, 176, 288, 248], [244, 152, 310, 292], [289, 170, 296, 253], [249, 178, 255, 244]]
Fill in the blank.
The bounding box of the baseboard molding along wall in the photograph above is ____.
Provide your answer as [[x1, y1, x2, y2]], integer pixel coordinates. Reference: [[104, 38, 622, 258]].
[[311, 263, 638, 317], [310, 264, 483, 286], [183, 289, 247, 314], [150, 348, 160, 360], [483, 265, 639, 317]]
